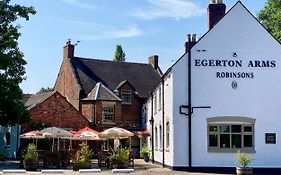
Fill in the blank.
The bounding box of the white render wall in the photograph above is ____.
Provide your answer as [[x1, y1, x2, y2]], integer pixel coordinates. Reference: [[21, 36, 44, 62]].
[[145, 2, 281, 168], [191, 3, 281, 167]]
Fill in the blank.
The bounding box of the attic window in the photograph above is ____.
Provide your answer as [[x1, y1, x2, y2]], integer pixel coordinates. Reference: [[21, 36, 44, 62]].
[[121, 90, 131, 105]]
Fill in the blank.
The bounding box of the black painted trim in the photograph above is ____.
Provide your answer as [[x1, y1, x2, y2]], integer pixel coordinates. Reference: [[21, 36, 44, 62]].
[[161, 79, 165, 167], [187, 39, 192, 168]]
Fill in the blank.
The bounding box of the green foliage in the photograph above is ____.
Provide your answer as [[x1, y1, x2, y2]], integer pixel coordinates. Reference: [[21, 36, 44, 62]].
[[109, 148, 130, 165], [74, 143, 93, 163], [36, 87, 53, 94], [0, 150, 5, 157], [23, 144, 38, 163], [258, 0, 281, 42], [0, 0, 36, 126], [113, 44, 126, 61], [140, 146, 151, 157], [236, 150, 253, 168]]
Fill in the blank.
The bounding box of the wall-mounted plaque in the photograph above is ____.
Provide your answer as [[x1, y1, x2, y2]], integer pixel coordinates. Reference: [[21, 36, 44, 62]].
[[265, 133, 276, 144]]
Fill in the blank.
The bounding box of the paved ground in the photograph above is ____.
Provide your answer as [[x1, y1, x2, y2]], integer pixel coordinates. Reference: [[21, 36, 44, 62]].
[[0, 159, 232, 175]]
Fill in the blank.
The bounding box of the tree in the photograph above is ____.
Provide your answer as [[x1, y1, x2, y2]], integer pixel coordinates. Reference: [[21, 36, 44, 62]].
[[36, 87, 53, 94], [258, 0, 281, 42], [113, 44, 126, 61], [0, 0, 36, 126]]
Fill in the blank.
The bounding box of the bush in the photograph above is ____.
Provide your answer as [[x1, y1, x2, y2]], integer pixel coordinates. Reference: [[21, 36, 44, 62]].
[[109, 148, 129, 165], [236, 150, 253, 167], [73, 143, 92, 171], [23, 144, 38, 163], [140, 146, 150, 157]]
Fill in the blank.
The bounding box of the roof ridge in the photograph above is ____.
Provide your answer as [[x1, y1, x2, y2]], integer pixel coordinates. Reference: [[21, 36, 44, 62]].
[[75, 57, 151, 66]]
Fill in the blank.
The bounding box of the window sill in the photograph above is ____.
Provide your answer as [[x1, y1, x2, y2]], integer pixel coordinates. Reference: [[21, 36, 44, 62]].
[[165, 149, 170, 152], [159, 148, 163, 152], [208, 148, 256, 153], [102, 122, 116, 125]]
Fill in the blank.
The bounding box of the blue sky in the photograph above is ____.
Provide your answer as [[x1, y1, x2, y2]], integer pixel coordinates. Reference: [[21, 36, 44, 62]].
[[14, 0, 267, 93]]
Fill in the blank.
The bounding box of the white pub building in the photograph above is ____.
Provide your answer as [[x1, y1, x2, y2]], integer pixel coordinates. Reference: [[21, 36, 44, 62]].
[[145, 0, 281, 172]]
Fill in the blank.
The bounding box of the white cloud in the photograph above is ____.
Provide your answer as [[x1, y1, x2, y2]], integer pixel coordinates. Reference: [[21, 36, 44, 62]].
[[79, 26, 143, 40], [133, 0, 205, 20], [60, 0, 96, 10]]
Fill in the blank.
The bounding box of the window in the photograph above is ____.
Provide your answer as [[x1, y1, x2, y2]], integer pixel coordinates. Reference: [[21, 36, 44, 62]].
[[207, 117, 255, 152], [102, 106, 115, 123], [155, 127, 158, 149], [121, 90, 131, 104], [5, 132, 10, 147], [158, 87, 161, 110], [166, 122, 170, 149], [154, 94, 157, 113], [159, 125, 162, 149]]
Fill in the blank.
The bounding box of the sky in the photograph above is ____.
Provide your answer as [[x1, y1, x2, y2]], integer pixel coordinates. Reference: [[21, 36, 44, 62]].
[[13, 0, 267, 94]]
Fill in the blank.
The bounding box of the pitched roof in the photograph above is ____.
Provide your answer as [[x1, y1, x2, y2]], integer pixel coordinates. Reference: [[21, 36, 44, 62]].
[[70, 58, 161, 99], [83, 82, 121, 101], [25, 92, 55, 110]]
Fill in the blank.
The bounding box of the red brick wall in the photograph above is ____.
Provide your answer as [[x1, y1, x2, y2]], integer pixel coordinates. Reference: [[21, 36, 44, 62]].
[[54, 59, 81, 110], [23, 92, 89, 132], [119, 83, 140, 128]]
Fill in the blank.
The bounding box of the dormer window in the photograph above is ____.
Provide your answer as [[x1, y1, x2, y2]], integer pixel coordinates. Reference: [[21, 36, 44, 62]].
[[121, 90, 131, 104]]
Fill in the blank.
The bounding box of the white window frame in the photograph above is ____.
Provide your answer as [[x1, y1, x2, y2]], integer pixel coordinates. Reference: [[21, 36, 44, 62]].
[[102, 105, 115, 124], [159, 125, 163, 150], [121, 89, 131, 105], [153, 94, 157, 114], [207, 117, 255, 153], [155, 127, 158, 150], [166, 122, 170, 150], [158, 87, 161, 111]]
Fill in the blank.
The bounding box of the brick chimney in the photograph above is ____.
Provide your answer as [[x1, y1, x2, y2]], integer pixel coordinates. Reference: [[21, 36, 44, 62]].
[[208, 0, 226, 30], [63, 40, 74, 59], [185, 34, 197, 52], [148, 55, 159, 70]]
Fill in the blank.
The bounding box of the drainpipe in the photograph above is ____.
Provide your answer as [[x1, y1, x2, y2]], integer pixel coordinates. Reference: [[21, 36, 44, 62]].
[[187, 35, 192, 168], [149, 93, 155, 163], [162, 79, 165, 167]]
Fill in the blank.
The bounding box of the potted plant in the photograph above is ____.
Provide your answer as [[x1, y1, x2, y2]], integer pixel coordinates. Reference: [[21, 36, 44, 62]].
[[23, 144, 38, 171], [236, 150, 254, 175], [109, 148, 130, 169], [140, 146, 150, 162], [73, 143, 93, 171]]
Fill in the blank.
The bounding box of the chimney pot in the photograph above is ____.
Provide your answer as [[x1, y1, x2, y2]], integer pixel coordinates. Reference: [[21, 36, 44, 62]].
[[186, 34, 191, 42], [192, 34, 197, 42], [210, 0, 216, 3], [148, 55, 159, 70], [217, 0, 222, 3]]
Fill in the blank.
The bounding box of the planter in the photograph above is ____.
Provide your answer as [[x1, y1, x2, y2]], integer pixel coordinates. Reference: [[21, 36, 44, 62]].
[[116, 162, 128, 169], [143, 153, 149, 162], [0, 155, 5, 161], [236, 167, 253, 175], [23, 160, 37, 171], [73, 161, 92, 171]]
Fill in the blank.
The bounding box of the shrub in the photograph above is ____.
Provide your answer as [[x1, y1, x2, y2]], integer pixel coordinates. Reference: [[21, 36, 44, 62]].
[[23, 144, 38, 163], [140, 146, 151, 157], [236, 150, 253, 167], [74, 142, 93, 163], [109, 148, 129, 165]]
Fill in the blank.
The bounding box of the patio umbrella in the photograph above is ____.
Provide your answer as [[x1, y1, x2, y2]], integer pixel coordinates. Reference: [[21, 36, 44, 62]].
[[98, 127, 134, 150], [39, 127, 73, 151], [98, 127, 134, 139], [20, 130, 44, 139], [20, 130, 44, 146], [76, 127, 101, 140]]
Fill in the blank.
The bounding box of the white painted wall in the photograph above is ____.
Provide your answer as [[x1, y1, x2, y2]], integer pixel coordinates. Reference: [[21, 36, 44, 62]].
[[191, 2, 281, 167], [145, 1, 281, 168]]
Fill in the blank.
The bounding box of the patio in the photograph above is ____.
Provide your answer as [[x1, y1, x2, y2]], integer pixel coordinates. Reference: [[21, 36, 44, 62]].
[[0, 159, 233, 175]]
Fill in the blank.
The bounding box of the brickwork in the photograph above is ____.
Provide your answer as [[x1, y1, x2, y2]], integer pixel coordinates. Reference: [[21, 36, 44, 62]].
[[54, 59, 81, 110], [23, 92, 89, 132]]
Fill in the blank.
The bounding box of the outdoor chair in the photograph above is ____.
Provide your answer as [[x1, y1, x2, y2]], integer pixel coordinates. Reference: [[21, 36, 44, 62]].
[[98, 150, 111, 168], [128, 150, 134, 168]]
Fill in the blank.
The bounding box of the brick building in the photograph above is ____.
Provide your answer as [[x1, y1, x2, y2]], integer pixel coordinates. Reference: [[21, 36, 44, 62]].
[[23, 91, 90, 133], [54, 41, 162, 155]]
